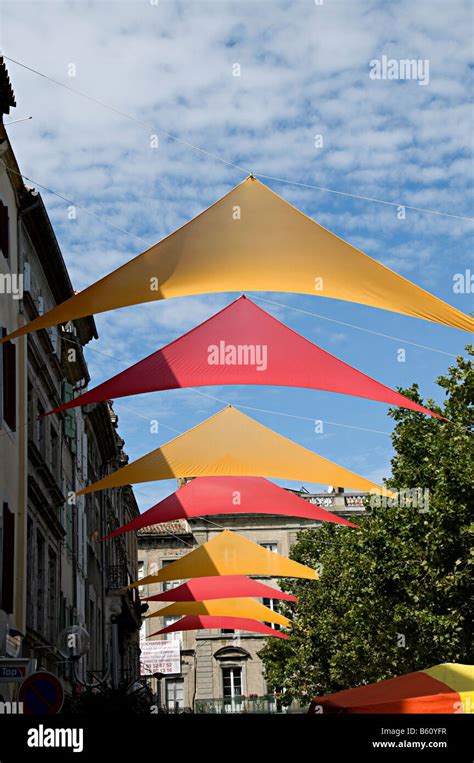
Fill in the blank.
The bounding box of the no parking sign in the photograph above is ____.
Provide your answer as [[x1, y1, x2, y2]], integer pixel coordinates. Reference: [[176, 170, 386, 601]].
[[19, 671, 64, 714]]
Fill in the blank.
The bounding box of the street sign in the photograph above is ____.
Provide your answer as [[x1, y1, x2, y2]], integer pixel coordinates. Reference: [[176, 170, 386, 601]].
[[19, 671, 64, 714], [140, 640, 181, 676], [0, 658, 36, 683]]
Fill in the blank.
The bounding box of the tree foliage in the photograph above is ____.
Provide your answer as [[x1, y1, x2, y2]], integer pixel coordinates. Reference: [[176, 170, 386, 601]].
[[260, 347, 473, 704]]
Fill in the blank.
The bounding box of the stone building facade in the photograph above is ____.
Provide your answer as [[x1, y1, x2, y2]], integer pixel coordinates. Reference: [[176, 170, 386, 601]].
[[137, 489, 365, 713], [0, 57, 141, 703]]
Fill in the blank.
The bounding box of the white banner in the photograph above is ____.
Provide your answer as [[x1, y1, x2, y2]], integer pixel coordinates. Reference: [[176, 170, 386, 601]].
[[140, 640, 181, 676]]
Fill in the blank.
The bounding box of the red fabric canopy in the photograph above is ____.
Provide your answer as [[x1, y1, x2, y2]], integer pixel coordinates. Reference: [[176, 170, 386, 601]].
[[142, 575, 298, 603], [47, 296, 441, 418], [102, 476, 359, 540], [308, 670, 463, 714], [150, 614, 289, 639]]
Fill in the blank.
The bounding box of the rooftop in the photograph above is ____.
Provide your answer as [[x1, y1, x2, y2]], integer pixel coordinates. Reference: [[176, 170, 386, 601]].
[[0, 57, 16, 117]]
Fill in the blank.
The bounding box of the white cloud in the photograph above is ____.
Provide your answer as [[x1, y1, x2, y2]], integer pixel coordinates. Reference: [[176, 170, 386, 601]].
[[1, 0, 471, 510]]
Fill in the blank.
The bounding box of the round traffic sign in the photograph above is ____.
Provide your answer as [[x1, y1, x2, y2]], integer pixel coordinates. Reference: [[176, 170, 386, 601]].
[[19, 671, 64, 714]]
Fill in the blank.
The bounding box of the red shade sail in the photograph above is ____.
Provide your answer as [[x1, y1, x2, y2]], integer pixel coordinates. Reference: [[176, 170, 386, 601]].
[[102, 476, 358, 540], [142, 575, 298, 603], [308, 664, 474, 714], [47, 296, 441, 419], [149, 614, 289, 639]]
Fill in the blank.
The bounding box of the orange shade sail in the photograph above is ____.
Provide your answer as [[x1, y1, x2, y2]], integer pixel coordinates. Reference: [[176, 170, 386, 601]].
[[308, 663, 474, 714], [77, 406, 390, 497], [130, 530, 318, 587], [146, 597, 290, 626], [3, 177, 471, 344], [149, 615, 289, 639]]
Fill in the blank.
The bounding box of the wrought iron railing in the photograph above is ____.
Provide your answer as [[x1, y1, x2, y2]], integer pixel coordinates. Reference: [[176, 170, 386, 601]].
[[195, 696, 281, 714], [107, 563, 129, 590]]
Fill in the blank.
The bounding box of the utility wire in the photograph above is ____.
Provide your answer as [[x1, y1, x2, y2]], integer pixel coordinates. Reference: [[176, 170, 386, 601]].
[[3, 55, 250, 175], [4, 55, 473, 221], [5, 166, 153, 246], [189, 388, 392, 436], [256, 173, 474, 222], [249, 295, 459, 358]]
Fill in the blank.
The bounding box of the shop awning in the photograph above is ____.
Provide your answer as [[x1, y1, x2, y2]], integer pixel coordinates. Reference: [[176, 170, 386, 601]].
[[3, 176, 471, 344], [130, 530, 318, 587], [48, 296, 442, 419], [77, 406, 390, 497], [308, 663, 474, 714]]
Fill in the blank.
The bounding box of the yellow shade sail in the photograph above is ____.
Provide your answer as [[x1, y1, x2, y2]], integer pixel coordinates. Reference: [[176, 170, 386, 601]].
[[424, 664, 474, 710], [146, 598, 290, 626], [77, 405, 390, 496], [130, 530, 318, 587], [3, 177, 471, 344]]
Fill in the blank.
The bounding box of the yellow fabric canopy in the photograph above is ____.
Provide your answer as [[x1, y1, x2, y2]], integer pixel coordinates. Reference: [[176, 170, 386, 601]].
[[424, 664, 474, 709], [130, 530, 318, 587], [77, 405, 390, 496], [146, 598, 290, 626], [3, 177, 471, 344]]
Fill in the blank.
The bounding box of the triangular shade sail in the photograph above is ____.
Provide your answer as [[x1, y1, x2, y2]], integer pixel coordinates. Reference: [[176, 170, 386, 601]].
[[308, 663, 474, 714], [77, 406, 391, 497], [49, 296, 441, 419], [146, 598, 290, 626], [130, 530, 318, 587], [142, 575, 298, 603], [150, 615, 289, 639], [103, 476, 358, 540], [3, 177, 471, 344]]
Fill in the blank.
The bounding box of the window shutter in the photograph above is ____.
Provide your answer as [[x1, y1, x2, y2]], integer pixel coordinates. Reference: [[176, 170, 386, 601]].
[[0, 203, 9, 259], [1, 503, 15, 614], [62, 381, 76, 442], [2, 329, 16, 431]]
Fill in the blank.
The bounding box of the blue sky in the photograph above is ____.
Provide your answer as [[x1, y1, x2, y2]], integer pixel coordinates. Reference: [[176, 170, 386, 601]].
[[1, 0, 472, 511]]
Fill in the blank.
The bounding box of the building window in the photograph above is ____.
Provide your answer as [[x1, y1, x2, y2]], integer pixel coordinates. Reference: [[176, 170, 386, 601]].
[[137, 560, 145, 594], [0, 202, 9, 260], [165, 678, 184, 711], [163, 615, 182, 644], [222, 667, 243, 711], [262, 598, 281, 630], [1, 329, 16, 432], [0, 503, 14, 614], [161, 559, 181, 592], [260, 542, 278, 553]]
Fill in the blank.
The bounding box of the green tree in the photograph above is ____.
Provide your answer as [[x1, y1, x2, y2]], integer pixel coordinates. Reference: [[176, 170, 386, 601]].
[[260, 347, 473, 705]]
